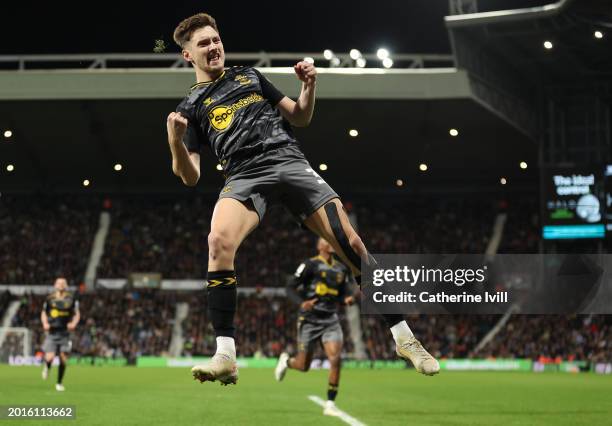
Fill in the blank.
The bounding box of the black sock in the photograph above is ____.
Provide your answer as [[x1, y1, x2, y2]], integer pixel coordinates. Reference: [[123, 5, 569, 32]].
[[58, 362, 66, 384], [356, 274, 404, 327], [327, 383, 339, 401], [382, 314, 404, 328], [46, 360, 52, 369], [206, 270, 237, 338]]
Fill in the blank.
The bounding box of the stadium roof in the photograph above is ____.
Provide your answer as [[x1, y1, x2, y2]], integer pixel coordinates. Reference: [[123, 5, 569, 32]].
[[446, 0, 612, 83], [0, 94, 536, 194]]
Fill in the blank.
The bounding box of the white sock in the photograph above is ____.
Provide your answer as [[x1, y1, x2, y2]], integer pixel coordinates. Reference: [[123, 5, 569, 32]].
[[215, 336, 236, 359], [390, 321, 414, 344]]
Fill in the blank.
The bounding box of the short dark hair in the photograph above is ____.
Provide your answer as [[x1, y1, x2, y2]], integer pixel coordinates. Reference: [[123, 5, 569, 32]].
[[173, 13, 219, 48]]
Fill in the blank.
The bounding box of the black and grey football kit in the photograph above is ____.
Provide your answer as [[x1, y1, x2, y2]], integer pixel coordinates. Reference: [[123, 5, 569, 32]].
[[176, 66, 338, 221], [287, 256, 353, 352], [42, 292, 78, 353]]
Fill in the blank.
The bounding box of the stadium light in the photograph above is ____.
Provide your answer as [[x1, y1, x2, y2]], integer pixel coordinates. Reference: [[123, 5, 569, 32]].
[[449, 128, 459, 137], [83, 179, 90, 187], [594, 31, 604, 39], [216, 164, 223, 171], [3, 130, 12, 138], [349, 49, 361, 60], [377, 48, 390, 60], [396, 179, 404, 187], [382, 58, 393, 68], [323, 49, 334, 60], [6, 164, 14, 172], [349, 129, 359, 137], [356, 57, 366, 68], [114, 163, 123, 171], [319, 163, 328, 171], [303, 57, 315, 64], [520, 161, 528, 170], [543, 41, 553, 50], [419, 163, 428, 172], [500, 177, 507, 185]]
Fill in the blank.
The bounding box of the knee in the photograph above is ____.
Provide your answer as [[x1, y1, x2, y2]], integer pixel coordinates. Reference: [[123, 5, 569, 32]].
[[329, 355, 341, 369], [207, 231, 237, 258]]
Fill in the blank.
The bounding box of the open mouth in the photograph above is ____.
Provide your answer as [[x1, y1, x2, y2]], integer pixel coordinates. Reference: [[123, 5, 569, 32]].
[[208, 51, 221, 64]]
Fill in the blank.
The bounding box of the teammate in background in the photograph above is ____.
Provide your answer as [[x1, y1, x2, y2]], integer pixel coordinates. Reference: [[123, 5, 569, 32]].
[[275, 238, 355, 416], [167, 12, 439, 386], [40, 277, 80, 392]]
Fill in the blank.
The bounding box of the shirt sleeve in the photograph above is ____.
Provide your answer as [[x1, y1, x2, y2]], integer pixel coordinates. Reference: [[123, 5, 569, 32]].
[[339, 268, 355, 299], [176, 105, 204, 153], [286, 260, 312, 305], [253, 68, 285, 106]]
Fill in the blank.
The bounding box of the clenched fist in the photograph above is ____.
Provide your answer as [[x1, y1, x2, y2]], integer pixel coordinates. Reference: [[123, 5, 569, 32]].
[[294, 61, 317, 86], [167, 111, 188, 143]]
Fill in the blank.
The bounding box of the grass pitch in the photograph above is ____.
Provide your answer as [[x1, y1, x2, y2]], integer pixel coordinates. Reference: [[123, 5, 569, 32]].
[[0, 365, 610, 425]]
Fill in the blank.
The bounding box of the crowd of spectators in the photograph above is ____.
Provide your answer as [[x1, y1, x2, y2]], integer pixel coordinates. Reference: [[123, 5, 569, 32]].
[[474, 315, 612, 363], [10, 289, 175, 362], [7, 288, 611, 364], [97, 194, 502, 282], [0, 195, 98, 284], [4, 192, 611, 365], [97, 196, 317, 285]]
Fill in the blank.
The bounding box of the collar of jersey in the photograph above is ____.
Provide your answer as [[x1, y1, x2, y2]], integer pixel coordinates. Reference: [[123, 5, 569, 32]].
[[190, 70, 226, 91], [317, 255, 334, 267]]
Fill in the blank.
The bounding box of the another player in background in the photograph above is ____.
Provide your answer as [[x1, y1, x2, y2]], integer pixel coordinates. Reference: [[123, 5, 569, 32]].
[[275, 238, 356, 416], [40, 277, 80, 391], [167, 12, 439, 386]]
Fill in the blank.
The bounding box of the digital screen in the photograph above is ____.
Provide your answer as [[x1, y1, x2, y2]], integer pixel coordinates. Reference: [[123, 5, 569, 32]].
[[605, 165, 612, 233], [541, 167, 605, 239]]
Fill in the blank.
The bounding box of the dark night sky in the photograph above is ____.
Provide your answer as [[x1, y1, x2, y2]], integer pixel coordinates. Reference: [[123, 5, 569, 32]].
[[2, 0, 551, 54]]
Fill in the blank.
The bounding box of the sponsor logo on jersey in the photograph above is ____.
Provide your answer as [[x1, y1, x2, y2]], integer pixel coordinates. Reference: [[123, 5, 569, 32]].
[[234, 74, 251, 85], [50, 309, 70, 318], [221, 185, 232, 194], [208, 93, 264, 131], [315, 282, 339, 296]]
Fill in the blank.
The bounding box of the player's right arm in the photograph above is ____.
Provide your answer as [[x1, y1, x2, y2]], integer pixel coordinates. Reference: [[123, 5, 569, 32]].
[[166, 112, 201, 186], [287, 260, 317, 310], [41, 301, 50, 331]]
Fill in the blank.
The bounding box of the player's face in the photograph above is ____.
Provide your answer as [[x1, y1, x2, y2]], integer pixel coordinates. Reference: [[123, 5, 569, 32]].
[[185, 26, 225, 76], [317, 238, 333, 254], [54, 278, 68, 292]]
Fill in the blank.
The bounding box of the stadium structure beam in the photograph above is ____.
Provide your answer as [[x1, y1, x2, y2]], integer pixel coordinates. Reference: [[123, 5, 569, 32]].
[[0, 68, 471, 101]]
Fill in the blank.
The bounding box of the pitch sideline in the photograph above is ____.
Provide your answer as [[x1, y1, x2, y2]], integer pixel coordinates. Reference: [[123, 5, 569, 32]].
[[307, 395, 367, 426]]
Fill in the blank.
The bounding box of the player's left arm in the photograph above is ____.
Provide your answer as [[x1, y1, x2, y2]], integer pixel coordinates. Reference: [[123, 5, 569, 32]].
[[343, 270, 359, 306], [67, 300, 80, 331], [276, 61, 317, 127]]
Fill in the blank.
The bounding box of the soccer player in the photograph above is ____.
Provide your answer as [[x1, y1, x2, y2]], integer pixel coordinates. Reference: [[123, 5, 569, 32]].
[[275, 238, 355, 416], [40, 277, 80, 391], [167, 13, 439, 386]]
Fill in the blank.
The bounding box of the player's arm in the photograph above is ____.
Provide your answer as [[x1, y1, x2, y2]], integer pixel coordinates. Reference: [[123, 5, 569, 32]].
[[287, 260, 317, 310], [342, 271, 359, 306], [276, 61, 317, 127], [67, 301, 80, 331], [40, 303, 50, 331], [166, 112, 201, 186]]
